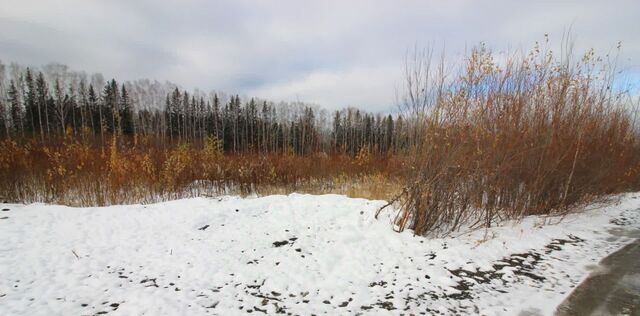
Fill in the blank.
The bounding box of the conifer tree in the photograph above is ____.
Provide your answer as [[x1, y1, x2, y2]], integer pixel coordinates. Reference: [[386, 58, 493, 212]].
[[87, 84, 103, 143], [119, 84, 134, 135], [23, 68, 38, 135], [0, 98, 7, 139], [35, 72, 49, 140], [8, 80, 23, 137]]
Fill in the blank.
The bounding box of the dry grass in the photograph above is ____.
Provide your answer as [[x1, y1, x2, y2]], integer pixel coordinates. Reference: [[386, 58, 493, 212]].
[[254, 172, 402, 201]]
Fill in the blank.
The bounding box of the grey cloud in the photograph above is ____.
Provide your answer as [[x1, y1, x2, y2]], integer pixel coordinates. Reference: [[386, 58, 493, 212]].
[[0, 0, 638, 112]]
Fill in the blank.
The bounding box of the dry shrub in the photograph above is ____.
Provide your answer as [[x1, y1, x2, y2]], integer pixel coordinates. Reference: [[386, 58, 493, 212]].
[[379, 41, 640, 236], [0, 139, 33, 201], [161, 143, 196, 191], [354, 145, 372, 167], [108, 137, 130, 191], [202, 136, 224, 179], [0, 135, 402, 205]]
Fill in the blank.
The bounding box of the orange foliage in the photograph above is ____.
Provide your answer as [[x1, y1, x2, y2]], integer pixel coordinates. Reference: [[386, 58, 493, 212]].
[[0, 136, 403, 205]]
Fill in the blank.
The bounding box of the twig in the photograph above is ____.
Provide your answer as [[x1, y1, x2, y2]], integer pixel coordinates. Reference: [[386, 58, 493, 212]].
[[375, 187, 407, 219], [562, 131, 582, 205]]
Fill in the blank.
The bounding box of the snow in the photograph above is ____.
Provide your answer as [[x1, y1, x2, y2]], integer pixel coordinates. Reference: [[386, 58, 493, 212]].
[[0, 193, 639, 315]]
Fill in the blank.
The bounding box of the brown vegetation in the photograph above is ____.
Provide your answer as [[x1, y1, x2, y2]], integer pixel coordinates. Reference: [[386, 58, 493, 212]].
[[0, 133, 404, 206], [377, 40, 640, 236]]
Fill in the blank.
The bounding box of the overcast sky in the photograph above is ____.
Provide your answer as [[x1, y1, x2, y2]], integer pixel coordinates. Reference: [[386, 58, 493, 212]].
[[1, 0, 638, 112]]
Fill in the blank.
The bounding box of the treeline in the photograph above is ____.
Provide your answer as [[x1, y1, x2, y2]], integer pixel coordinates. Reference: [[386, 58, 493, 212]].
[[0, 61, 409, 155]]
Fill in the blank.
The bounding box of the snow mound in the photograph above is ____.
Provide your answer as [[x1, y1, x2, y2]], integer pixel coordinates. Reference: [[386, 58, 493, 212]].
[[1, 193, 639, 315]]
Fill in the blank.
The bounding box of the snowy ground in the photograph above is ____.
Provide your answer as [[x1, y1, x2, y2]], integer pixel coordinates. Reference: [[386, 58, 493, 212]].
[[1, 193, 639, 316]]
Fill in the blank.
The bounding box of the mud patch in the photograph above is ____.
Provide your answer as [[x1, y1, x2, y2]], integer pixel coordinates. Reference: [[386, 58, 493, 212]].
[[447, 234, 585, 301]]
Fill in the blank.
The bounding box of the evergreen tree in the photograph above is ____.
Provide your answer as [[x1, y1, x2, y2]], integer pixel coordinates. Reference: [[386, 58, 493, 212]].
[[211, 94, 220, 138], [23, 68, 38, 135], [169, 88, 181, 139], [66, 85, 79, 135], [87, 84, 103, 142], [164, 94, 173, 141], [8, 80, 23, 137], [102, 79, 119, 134], [35, 72, 49, 140], [119, 84, 134, 135], [0, 97, 7, 139]]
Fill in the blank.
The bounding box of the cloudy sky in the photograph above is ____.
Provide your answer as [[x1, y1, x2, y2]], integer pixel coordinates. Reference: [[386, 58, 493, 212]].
[[1, 0, 638, 112]]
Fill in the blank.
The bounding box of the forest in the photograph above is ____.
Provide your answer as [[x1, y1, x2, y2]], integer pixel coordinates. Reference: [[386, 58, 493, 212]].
[[0, 63, 406, 156]]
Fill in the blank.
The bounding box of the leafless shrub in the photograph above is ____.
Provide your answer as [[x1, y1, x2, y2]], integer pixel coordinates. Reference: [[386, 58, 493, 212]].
[[0, 136, 404, 206], [379, 38, 640, 236]]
